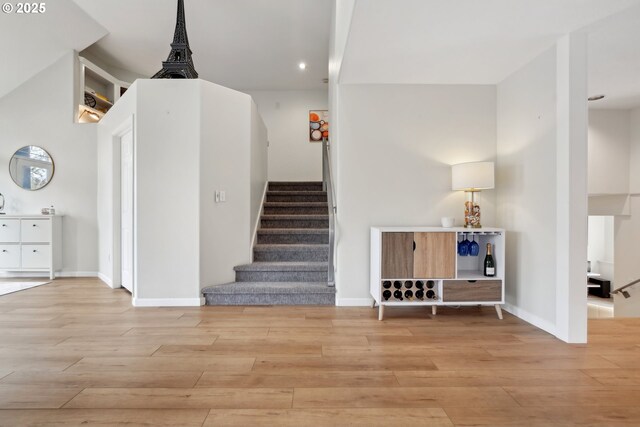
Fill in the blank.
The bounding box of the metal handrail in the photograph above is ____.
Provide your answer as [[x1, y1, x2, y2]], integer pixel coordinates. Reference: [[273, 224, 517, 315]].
[[611, 278, 640, 298], [322, 137, 336, 287]]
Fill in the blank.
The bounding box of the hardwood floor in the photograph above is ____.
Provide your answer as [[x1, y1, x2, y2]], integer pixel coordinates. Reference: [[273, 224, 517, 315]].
[[0, 278, 639, 426]]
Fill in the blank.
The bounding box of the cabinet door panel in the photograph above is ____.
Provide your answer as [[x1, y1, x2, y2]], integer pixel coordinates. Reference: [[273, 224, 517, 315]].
[[413, 232, 456, 278], [381, 232, 414, 279]]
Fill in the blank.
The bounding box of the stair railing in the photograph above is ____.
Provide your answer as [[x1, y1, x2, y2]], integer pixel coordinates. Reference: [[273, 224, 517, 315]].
[[611, 278, 640, 299], [322, 137, 336, 287]]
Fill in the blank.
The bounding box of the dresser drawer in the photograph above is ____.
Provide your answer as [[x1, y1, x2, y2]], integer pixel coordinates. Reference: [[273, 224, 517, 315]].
[[442, 280, 502, 302], [21, 219, 51, 243], [0, 219, 20, 243], [0, 245, 20, 269], [21, 245, 50, 269]]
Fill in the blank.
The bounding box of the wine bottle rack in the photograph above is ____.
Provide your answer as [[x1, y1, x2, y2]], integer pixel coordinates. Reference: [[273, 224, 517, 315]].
[[371, 226, 506, 321], [381, 280, 439, 302]]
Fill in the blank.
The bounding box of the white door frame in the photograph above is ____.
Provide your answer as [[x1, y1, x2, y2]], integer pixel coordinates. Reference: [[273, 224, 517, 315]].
[[111, 115, 136, 299]]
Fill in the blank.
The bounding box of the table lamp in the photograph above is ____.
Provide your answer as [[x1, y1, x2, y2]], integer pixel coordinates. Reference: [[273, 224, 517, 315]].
[[451, 161, 494, 228]]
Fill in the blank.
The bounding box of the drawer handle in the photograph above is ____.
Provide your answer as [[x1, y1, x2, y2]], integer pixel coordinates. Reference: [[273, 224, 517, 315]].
[[33, 250, 37, 253], [32, 224, 37, 227], [1, 224, 6, 227], [2, 250, 6, 253]]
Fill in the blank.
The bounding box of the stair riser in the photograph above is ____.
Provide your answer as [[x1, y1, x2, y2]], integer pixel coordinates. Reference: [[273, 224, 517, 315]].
[[253, 249, 329, 262], [268, 184, 324, 192], [261, 219, 329, 229], [267, 194, 327, 202], [236, 270, 328, 282], [257, 233, 329, 244], [263, 206, 328, 215], [205, 293, 335, 306]]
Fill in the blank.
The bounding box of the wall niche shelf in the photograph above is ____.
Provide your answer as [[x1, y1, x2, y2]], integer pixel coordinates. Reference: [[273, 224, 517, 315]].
[[76, 56, 130, 124], [370, 226, 506, 320]]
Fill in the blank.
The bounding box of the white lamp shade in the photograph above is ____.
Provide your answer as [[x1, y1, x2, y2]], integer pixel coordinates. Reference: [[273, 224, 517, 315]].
[[451, 161, 495, 191]]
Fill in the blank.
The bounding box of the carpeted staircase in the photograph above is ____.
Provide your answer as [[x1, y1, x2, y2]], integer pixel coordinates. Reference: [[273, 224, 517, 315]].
[[202, 181, 335, 305]]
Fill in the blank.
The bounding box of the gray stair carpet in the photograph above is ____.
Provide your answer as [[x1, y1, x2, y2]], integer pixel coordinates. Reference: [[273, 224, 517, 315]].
[[203, 181, 335, 306]]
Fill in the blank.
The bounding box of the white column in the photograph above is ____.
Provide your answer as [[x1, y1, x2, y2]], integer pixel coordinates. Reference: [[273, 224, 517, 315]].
[[555, 33, 588, 343]]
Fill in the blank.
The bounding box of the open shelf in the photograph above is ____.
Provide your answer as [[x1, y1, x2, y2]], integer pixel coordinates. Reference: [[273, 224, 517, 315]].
[[75, 56, 130, 124]]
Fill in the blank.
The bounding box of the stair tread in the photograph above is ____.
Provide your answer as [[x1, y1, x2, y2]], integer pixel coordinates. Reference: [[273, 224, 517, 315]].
[[262, 214, 329, 219], [267, 191, 327, 195], [258, 228, 329, 234], [264, 202, 328, 206], [269, 181, 323, 185], [234, 262, 328, 272], [202, 282, 335, 294], [255, 244, 328, 250]]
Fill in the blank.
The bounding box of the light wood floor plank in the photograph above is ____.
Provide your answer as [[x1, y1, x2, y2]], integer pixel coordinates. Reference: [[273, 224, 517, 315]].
[[0, 409, 209, 426], [65, 387, 293, 409], [66, 356, 255, 373], [0, 385, 81, 409], [0, 371, 203, 388], [394, 369, 600, 387], [202, 408, 454, 427], [253, 355, 438, 372], [154, 343, 322, 357], [503, 385, 640, 407], [196, 371, 399, 388], [292, 386, 519, 409]]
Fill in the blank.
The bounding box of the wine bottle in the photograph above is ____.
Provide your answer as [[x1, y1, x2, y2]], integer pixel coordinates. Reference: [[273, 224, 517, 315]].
[[404, 290, 413, 299], [404, 280, 413, 289], [415, 289, 424, 300], [393, 290, 403, 300], [382, 290, 392, 301], [484, 243, 496, 277], [426, 290, 435, 300], [393, 281, 402, 289], [426, 280, 435, 289], [415, 281, 424, 289], [382, 281, 392, 289]]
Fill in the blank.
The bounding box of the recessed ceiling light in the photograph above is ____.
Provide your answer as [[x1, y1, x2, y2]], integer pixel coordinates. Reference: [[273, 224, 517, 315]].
[[298, 62, 307, 70], [588, 95, 605, 101]]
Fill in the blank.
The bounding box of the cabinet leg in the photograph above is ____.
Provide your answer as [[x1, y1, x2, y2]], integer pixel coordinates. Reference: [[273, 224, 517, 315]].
[[371, 299, 377, 308], [378, 305, 385, 321], [50, 271, 54, 281], [431, 305, 437, 316], [495, 304, 503, 320]]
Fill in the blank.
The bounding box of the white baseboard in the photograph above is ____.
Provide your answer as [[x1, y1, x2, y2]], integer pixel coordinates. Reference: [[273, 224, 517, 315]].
[[97, 272, 115, 288], [336, 297, 374, 307], [503, 303, 557, 337], [0, 271, 98, 278], [132, 297, 204, 307]]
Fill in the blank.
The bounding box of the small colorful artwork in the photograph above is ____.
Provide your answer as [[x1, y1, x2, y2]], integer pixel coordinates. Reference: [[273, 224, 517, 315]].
[[309, 110, 329, 142]]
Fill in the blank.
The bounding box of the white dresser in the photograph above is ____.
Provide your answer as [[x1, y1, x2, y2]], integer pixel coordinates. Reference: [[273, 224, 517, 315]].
[[0, 215, 62, 279]]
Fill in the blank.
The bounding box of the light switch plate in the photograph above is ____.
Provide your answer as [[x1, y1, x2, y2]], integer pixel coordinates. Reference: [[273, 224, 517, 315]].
[[215, 191, 220, 203], [220, 191, 226, 202]]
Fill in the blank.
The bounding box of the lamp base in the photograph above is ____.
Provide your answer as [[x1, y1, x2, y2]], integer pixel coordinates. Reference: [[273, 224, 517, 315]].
[[464, 192, 482, 228]]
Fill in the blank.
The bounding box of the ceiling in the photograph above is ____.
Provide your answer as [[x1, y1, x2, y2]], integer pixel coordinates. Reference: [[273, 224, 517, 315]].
[[0, 0, 106, 98], [588, 6, 640, 109], [340, 0, 640, 92], [72, 0, 331, 91]]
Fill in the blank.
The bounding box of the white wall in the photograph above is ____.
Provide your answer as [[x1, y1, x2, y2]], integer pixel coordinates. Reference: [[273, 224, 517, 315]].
[[614, 195, 640, 316], [246, 90, 327, 182], [336, 84, 497, 301], [497, 35, 589, 343], [588, 215, 614, 280], [0, 52, 98, 276], [630, 108, 640, 194], [588, 110, 630, 195], [497, 46, 559, 330], [97, 79, 267, 305]]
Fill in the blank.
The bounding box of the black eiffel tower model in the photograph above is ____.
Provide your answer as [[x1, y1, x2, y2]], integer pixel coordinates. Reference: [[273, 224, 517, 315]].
[[152, 0, 198, 79]]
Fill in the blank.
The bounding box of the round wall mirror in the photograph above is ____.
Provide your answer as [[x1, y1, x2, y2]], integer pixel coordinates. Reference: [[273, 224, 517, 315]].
[[9, 146, 55, 191]]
